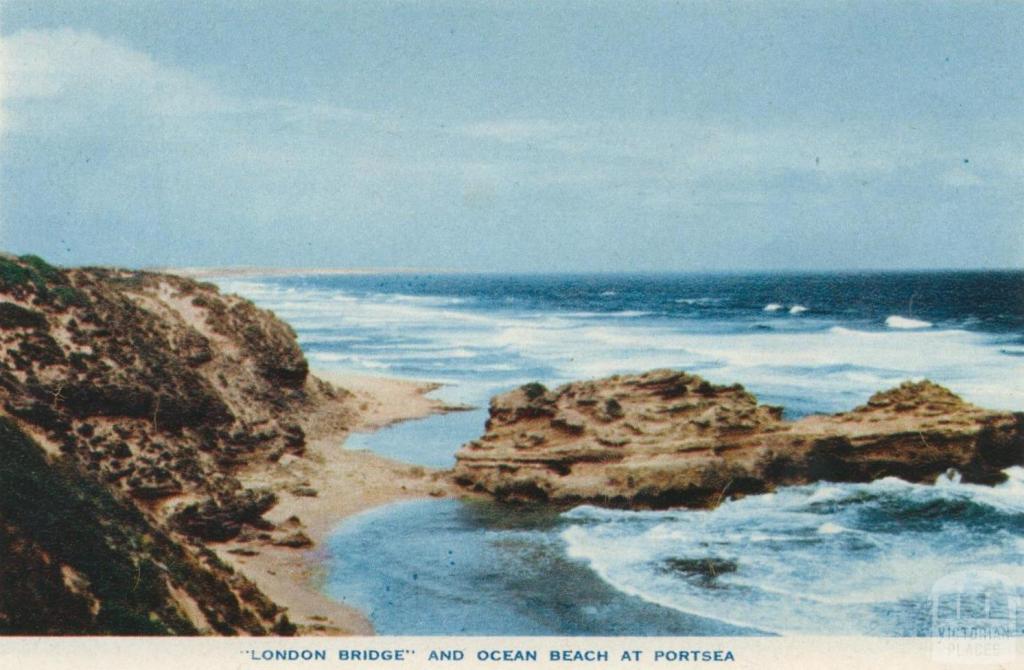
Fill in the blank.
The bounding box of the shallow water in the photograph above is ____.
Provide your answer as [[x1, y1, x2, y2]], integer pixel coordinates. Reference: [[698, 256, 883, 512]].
[[322, 498, 757, 635], [343, 408, 487, 469]]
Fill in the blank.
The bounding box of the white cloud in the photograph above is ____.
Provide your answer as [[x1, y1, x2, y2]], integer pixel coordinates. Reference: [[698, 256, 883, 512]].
[[0, 28, 232, 115], [0, 28, 377, 137]]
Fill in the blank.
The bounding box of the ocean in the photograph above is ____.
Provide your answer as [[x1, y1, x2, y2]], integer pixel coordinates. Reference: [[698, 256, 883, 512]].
[[217, 271, 1024, 635]]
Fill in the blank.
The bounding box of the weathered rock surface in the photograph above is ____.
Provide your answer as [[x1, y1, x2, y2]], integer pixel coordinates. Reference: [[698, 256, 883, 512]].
[[0, 253, 350, 634], [453, 369, 1023, 508], [169, 488, 279, 542]]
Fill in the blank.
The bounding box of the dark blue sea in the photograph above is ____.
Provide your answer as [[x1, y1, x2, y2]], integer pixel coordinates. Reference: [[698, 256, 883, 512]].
[[218, 271, 1024, 635]]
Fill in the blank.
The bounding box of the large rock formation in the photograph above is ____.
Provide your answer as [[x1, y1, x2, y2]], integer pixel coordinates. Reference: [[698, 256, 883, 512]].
[[0, 254, 350, 634], [453, 370, 1023, 508]]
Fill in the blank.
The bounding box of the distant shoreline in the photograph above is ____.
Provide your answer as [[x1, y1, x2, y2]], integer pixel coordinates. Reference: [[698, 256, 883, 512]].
[[160, 266, 456, 279]]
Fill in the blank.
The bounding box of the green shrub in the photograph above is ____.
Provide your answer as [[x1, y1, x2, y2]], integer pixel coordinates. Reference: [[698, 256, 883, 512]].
[[521, 382, 549, 400], [18, 254, 61, 283], [0, 254, 88, 308], [51, 285, 89, 308], [0, 256, 32, 287]]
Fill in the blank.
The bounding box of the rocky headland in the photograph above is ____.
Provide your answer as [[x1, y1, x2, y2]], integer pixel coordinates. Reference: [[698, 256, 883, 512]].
[[453, 369, 1023, 508], [0, 254, 451, 635]]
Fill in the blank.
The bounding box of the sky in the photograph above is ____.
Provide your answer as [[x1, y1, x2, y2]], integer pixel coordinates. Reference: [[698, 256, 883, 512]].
[[0, 1, 1021, 272]]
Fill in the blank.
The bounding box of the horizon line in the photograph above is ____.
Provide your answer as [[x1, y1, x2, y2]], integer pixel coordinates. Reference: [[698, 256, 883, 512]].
[[152, 265, 1023, 279]]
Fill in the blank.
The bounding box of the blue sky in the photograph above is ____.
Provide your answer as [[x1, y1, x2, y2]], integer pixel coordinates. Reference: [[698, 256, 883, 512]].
[[1, 1, 1021, 271]]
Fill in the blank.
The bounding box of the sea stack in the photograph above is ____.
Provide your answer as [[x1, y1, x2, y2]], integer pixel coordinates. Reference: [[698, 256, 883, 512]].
[[452, 369, 1024, 508]]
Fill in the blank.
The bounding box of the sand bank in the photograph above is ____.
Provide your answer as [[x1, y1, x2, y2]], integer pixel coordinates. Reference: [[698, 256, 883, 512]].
[[215, 372, 467, 635]]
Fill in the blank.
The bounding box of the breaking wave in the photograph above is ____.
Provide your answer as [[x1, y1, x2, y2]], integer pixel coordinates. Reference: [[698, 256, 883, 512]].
[[561, 468, 1024, 635], [886, 315, 934, 329]]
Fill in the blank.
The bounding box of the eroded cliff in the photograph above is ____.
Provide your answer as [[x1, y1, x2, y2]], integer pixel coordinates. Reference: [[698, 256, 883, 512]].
[[0, 254, 352, 634]]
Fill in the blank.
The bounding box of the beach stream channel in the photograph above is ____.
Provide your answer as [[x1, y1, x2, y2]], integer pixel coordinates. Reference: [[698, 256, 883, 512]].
[[321, 388, 758, 635]]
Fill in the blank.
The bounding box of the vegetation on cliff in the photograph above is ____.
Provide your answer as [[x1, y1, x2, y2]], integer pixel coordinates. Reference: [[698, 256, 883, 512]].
[[0, 253, 347, 634], [0, 417, 291, 634]]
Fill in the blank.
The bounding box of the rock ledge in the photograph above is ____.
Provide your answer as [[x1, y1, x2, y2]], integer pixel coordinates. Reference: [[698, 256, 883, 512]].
[[453, 370, 1023, 508]]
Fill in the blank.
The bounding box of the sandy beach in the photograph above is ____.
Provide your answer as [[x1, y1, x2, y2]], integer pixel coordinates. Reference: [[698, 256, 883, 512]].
[[215, 371, 466, 635]]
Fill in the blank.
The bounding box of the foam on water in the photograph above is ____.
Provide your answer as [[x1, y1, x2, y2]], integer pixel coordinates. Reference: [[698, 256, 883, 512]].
[[886, 315, 934, 329], [677, 297, 722, 305], [217, 275, 1024, 414], [561, 468, 1024, 635]]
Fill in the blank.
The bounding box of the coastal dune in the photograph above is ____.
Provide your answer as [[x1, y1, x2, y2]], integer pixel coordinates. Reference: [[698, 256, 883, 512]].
[[0, 254, 454, 635]]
